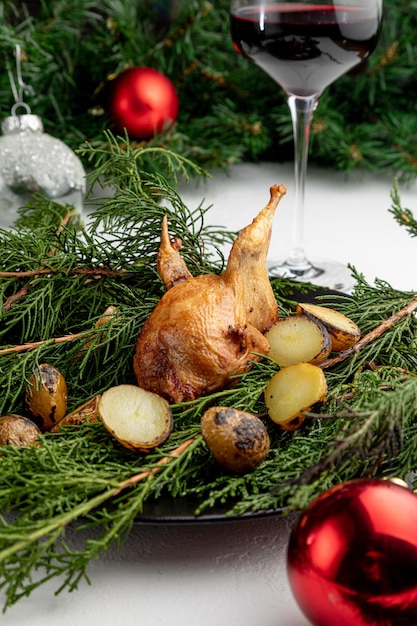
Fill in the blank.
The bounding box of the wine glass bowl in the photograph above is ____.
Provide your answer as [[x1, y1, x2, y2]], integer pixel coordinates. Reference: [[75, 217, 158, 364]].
[[230, 0, 383, 291]]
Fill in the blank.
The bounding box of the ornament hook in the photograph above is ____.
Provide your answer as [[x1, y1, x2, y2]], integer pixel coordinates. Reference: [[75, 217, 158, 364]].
[[6, 44, 35, 115]]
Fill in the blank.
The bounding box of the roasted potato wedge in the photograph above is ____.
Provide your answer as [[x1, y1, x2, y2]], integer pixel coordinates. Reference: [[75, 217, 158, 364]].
[[0, 414, 41, 446], [264, 363, 327, 431], [98, 384, 173, 452], [265, 315, 331, 366], [50, 395, 101, 432], [25, 363, 68, 431], [201, 406, 270, 474], [296, 302, 360, 352]]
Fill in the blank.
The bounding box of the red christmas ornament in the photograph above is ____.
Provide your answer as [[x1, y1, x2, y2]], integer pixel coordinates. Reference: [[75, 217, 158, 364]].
[[287, 478, 417, 626], [107, 67, 179, 139]]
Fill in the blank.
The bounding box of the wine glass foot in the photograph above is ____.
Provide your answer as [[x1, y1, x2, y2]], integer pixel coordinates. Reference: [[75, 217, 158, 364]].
[[268, 259, 355, 294]]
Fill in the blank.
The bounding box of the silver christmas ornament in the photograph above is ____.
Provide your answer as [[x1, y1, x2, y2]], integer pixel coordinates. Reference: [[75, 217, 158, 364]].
[[0, 109, 86, 229]]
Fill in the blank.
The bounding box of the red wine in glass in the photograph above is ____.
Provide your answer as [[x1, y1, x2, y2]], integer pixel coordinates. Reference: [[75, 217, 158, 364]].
[[230, 2, 383, 291], [231, 5, 381, 97]]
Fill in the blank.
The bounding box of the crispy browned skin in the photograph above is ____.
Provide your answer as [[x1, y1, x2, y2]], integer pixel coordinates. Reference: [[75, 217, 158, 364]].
[[156, 215, 192, 289], [133, 184, 286, 403]]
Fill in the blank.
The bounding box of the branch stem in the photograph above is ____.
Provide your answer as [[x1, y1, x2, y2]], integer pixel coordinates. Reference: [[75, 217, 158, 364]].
[[0, 267, 128, 279], [0, 332, 89, 356], [0, 436, 200, 563]]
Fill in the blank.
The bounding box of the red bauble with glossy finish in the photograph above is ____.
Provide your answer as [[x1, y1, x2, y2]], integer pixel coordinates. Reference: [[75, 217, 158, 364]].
[[287, 478, 417, 626], [107, 67, 179, 139]]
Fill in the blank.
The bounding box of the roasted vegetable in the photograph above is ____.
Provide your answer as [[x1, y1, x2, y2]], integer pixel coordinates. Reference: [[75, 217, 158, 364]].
[[134, 184, 286, 403], [296, 302, 360, 352], [264, 363, 327, 431], [201, 406, 270, 474], [0, 414, 41, 446], [265, 315, 332, 366], [98, 384, 173, 452], [50, 395, 101, 432], [25, 363, 68, 431]]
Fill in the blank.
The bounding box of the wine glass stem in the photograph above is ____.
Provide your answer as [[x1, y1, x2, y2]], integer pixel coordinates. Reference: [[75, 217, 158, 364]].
[[286, 94, 318, 269]]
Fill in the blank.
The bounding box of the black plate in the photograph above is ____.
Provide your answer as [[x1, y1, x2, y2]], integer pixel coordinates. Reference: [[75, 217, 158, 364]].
[[137, 497, 280, 524], [135, 285, 349, 523]]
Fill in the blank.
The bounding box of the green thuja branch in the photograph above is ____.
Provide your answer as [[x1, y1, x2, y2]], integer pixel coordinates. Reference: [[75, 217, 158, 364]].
[[0, 433, 203, 610], [389, 180, 417, 238], [0, 139, 416, 609]]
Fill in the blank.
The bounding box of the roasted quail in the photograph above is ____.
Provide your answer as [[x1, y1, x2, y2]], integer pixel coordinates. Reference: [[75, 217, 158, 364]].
[[133, 184, 286, 403]]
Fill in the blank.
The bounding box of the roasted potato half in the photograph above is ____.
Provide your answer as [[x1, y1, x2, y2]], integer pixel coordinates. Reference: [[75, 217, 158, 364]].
[[265, 315, 332, 366], [98, 384, 173, 452], [296, 302, 360, 352], [201, 406, 270, 474], [25, 363, 68, 431], [264, 363, 327, 431], [0, 414, 41, 446], [50, 395, 101, 432]]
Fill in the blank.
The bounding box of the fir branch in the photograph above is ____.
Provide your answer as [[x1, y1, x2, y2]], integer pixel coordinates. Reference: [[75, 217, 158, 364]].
[[0, 138, 235, 420], [80, 131, 209, 191], [112, 435, 200, 496]]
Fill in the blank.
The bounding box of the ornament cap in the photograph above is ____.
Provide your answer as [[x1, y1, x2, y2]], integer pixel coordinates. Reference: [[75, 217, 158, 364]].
[[1, 114, 44, 135]]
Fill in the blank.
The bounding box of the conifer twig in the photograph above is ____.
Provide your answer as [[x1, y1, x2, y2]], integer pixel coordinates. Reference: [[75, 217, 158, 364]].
[[320, 295, 417, 369], [0, 332, 88, 356], [1, 267, 129, 279], [112, 435, 200, 496], [0, 436, 200, 564], [2, 265, 131, 311], [3, 284, 31, 312], [2, 211, 78, 312]]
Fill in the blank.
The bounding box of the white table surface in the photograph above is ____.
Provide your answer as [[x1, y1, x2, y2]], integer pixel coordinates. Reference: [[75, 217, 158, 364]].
[[178, 161, 416, 294], [4, 162, 416, 626]]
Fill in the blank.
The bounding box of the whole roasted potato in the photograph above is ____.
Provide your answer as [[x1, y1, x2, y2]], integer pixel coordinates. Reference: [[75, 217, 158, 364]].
[[201, 406, 270, 474], [25, 363, 68, 431], [0, 414, 41, 446]]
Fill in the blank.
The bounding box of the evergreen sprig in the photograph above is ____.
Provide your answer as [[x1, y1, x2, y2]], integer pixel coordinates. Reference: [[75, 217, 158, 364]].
[[0, 139, 416, 610], [389, 180, 417, 238]]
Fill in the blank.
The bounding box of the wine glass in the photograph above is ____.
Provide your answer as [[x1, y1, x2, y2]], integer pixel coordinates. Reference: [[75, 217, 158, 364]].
[[230, 0, 383, 291]]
